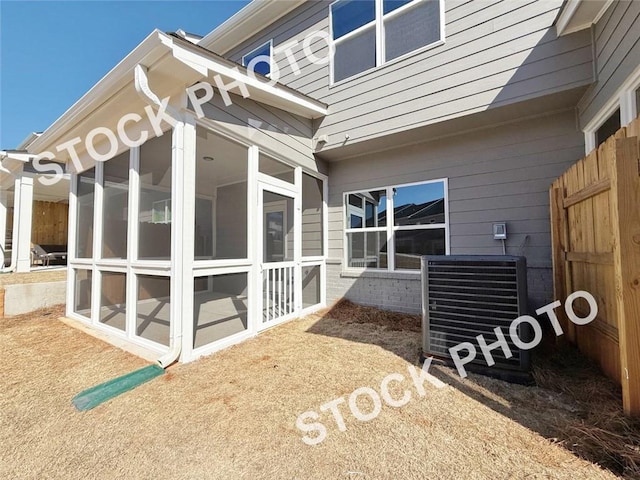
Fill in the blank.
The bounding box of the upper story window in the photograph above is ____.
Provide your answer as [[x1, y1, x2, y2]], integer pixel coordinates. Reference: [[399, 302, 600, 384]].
[[242, 40, 272, 77], [596, 109, 621, 147], [330, 0, 444, 84]]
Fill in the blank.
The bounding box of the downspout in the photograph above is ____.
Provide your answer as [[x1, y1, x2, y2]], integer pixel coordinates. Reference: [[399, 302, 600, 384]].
[[134, 64, 183, 368]]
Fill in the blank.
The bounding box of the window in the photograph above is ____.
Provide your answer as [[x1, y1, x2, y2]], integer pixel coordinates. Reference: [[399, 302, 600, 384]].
[[75, 168, 95, 258], [138, 134, 172, 260], [242, 41, 272, 77], [331, 0, 444, 83], [195, 127, 249, 260], [102, 152, 129, 258], [596, 109, 621, 147], [344, 180, 448, 270]]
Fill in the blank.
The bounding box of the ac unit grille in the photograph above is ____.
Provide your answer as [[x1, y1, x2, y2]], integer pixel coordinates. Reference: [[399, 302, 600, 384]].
[[422, 255, 529, 372]]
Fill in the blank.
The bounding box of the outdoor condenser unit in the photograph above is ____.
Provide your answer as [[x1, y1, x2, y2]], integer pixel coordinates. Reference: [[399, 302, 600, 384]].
[[421, 255, 531, 374]]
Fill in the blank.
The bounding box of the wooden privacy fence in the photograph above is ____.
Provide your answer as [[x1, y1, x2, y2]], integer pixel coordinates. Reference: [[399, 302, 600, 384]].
[[550, 118, 640, 415], [31, 201, 68, 246]]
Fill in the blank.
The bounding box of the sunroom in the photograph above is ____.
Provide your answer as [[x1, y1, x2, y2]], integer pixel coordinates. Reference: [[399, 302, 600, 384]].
[[27, 31, 329, 364]]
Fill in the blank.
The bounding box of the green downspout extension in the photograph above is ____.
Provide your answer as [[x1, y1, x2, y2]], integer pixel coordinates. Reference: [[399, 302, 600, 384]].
[[72, 364, 165, 411]]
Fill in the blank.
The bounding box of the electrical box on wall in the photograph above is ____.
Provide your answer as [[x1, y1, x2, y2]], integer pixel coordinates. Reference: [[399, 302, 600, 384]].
[[493, 222, 507, 240]]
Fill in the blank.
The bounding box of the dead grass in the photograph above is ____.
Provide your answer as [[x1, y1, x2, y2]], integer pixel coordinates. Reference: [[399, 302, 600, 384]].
[[0, 301, 623, 479], [0, 269, 67, 287], [532, 348, 640, 479]]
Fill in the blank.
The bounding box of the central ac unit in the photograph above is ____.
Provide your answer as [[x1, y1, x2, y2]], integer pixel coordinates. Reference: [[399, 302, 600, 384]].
[[420, 255, 530, 377]]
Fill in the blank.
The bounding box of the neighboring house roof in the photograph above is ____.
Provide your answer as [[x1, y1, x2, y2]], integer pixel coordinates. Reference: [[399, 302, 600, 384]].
[[28, 29, 327, 161], [556, 0, 614, 36], [198, 0, 306, 55]]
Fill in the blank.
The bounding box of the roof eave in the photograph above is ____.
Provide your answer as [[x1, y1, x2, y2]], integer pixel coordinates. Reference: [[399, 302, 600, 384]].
[[556, 0, 614, 36], [198, 0, 306, 55]]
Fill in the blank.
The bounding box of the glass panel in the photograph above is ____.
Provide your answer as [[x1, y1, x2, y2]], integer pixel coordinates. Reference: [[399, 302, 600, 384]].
[[346, 190, 387, 227], [263, 191, 294, 262], [334, 25, 376, 82], [385, 0, 441, 61], [193, 273, 248, 349], [383, 0, 412, 14], [302, 265, 321, 308], [394, 182, 445, 226], [347, 231, 388, 268], [596, 109, 621, 147], [100, 272, 126, 331], [195, 128, 248, 260], [302, 173, 324, 257], [259, 154, 295, 184], [243, 42, 271, 76], [136, 275, 170, 346], [394, 228, 446, 269], [348, 194, 362, 208], [331, 0, 376, 39], [74, 269, 92, 318], [102, 152, 129, 259], [76, 168, 95, 258], [138, 134, 172, 260]]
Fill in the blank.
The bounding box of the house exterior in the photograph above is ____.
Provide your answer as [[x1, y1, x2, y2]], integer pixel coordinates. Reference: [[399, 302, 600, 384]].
[[0, 137, 70, 273], [13, 0, 640, 364]]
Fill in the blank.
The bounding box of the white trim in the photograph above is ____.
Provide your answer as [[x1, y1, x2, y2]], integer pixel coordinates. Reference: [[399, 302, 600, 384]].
[[198, 0, 305, 55], [343, 178, 449, 273], [556, 0, 614, 37], [583, 63, 640, 154], [241, 39, 274, 78]]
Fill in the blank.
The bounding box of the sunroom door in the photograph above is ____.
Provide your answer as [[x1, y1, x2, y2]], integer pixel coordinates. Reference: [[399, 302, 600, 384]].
[[258, 183, 297, 330]]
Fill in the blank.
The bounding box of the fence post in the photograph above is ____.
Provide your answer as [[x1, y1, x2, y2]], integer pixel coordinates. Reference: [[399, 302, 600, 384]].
[[610, 137, 640, 416], [550, 184, 573, 342]]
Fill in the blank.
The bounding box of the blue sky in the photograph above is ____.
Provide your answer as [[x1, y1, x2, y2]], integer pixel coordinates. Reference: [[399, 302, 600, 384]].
[[0, 0, 249, 149]]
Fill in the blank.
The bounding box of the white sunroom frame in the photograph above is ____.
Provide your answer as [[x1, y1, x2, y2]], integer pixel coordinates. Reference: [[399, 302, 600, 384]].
[[66, 113, 329, 364]]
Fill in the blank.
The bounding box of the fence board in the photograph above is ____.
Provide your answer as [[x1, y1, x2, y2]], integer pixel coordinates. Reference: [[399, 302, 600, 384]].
[[550, 118, 640, 415]]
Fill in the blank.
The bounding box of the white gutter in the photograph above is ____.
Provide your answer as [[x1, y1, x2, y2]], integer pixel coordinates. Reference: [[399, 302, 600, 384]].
[[134, 64, 183, 369]]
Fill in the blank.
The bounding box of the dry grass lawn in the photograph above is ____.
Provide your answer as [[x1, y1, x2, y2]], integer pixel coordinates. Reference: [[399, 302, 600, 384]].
[[0, 269, 67, 287], [0, 303, 627, 479]]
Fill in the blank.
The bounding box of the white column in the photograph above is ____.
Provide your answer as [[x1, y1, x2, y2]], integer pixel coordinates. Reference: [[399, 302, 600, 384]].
[[0, 190, 8, 263], [15, 175, 34, 273]]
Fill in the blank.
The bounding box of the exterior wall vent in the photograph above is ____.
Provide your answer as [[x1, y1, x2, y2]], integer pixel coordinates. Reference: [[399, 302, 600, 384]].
[[421, 255, 530, 373]]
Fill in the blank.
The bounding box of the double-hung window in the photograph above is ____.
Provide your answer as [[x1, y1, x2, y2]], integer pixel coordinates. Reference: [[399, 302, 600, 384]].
[[331, 0, 444, 83], [242, 40, 272, 77], [344, 179, 448, 271]]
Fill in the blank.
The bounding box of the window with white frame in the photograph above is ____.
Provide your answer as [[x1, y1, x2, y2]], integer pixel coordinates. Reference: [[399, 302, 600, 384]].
[[344, 179, 448, 270], [331, 0, 444, 83], [242, 40, 272, 77], [596, 108, 621, 147]]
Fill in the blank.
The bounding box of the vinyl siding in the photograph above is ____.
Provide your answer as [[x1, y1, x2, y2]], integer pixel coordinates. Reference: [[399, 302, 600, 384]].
[[325, 109, 584, 309], [227, 0, 593, 151], [578, 0, 640, 127], [194, 91, 318, 172]]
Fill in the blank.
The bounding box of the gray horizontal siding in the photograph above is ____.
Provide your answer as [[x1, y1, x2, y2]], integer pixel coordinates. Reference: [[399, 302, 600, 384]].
[[227, 0, 592, 151], [195, 92, 317, 171], [579, 0, 640, 127], [326, 109, 583, 268]]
